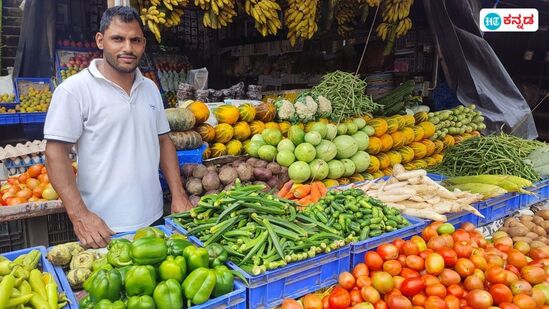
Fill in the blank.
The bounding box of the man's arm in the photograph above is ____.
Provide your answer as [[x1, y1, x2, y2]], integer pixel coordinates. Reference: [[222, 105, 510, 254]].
[[45, 141, 113, 248], [159, 134, 192, 213]]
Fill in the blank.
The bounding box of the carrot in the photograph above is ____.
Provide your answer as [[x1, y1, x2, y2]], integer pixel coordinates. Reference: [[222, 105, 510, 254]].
[[293, 185, 311, 198], [317, 181, 328, 196], [297, 196, 313, 206], [309, 182, 321, 202], [284, 191, 296, 199], [278, 180, 294, 197]]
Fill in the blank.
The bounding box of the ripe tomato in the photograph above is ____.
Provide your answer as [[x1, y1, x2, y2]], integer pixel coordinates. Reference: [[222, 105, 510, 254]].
[[498, 303, 520, 309], [383, 289, 402, 303], [447, 284, 464, 298], [440, 234, 454, 248], [402, 241, 419, 256], [383, 260, 402, 276], [322, 295, 329, 308], [427, 236, 448, 252], [365, 252, 384, 271], [531, 288, 546, 308], [438, 269, 461, 287], [419, 249, 434, 260], [281, 299, 302, 309], [513, 294, 537, 309], [464, 275, 484, 291], [411, 236, 427, 252], [452, 229, 471, 243], [353, 263, 369, 278], [466, 289, 493, 309], [356, 276, 372, 288], [530, 247, 549, 260], [405, 255, 424, 271], [372, 272, 394, 294], [454, 241, 473, 258], [505, 270, 519, 285], [37, 173, 49, 184], [437, 248, 458, 267], [455, 258, 476, 277], [445, 295, 460, 309], [329, 286, 351, 309], [461, 222, 476, 232], [397, 255, 407, 267], [521, 266, 546, 285], [422, 274, 440, 287], [392, 238, 405, 251], [400, 268, 420, 279], [425, 253, 445, 276], [424, 296, 447, 309], [393, 276, 405, 290], [387, 295, 412, 309], [422, 225, 439, 242], [510, 279, 533, 296], [486, 266, 507, 284], [339, 272, 355, 290], [361, 286, 381, 304], [350, 289, 364, 305], [412, 294, 426, 306], [470, 255, 488, 271], [426, 283, 446, 298], [401, 277, 426, 297], [377, 244, 399, 261], [486, 254, 504, 267], [374, 300, 388, 309], [490, 283, 513, 305], [18, 173, 30, 184], [302, 294, 323, 309]]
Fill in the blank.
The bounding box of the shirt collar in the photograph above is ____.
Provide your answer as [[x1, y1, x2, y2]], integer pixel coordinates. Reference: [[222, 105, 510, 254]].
[[88, 58, 145, 86]]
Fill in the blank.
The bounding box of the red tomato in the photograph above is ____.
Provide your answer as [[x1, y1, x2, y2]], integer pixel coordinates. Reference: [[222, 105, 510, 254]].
[[422, 274, 440, 287], [397, 254, 407, 267], [393, 276, 405, 290], [426, 283, 446, 298], [353, 263, 369, 278], [374, 300, 388, 309], [498, 303, 520, 309], [339, 272, 355, 290], [428, 236, 448, 252], [425, 253, 445, 276], [281, 299, 302, 309], [490, 283, 513, 305], [412, 294, 426, 306], [393, 238, 405, 251], [437, 248, 458, 267], [383, 260, 402, 276], [350, 289, 364, 305], [438, 269, 461, 287], [521, 266, 546, 285], [461, 222, 476, 232], [510, 279, 533, 296], [470, 254, 488, 271], [361, 286, 381, 304], [505, 270, 519, 285], [531, 288, 546, 308], [322, 295, 330, 309], [530, 247, 549, 260], [464, 275, 484, 291], [466, 289, 493, 309], [512, 294, 537, 309], [486, 254, 504, 268], [452, 229, 471, 243], [419, 249, 434, 260], [401, 277, 426, 297], [372, 272, 395, 294], [485, 266, 507, 284], [400, 267, 420, 279], [402, 241, 420, 256], [377, 244, 399, 261], [411, 236, 427, 252], [425, 296, 447, 309], [302, 294, 323, 309], [387, 295, 412, 309], [383, 289, 402, 303], [454, 241, 473, 258], [405, 255, 425, 271], [365, 252, 384, 271], [455, 258, 476, 278], [445, 295, 460, 309], [356, 276, 372, 288], [422, 225, 439, 242], [447, 284, 464, 298], [329, 286, 351, 309]]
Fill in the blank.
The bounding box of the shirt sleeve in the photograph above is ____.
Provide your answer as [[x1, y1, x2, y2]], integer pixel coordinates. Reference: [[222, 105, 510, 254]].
[[44, 86, 83, 143], [156, 91, 170, 135]]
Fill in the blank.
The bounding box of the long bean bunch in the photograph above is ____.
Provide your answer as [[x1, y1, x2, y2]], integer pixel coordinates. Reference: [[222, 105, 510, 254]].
[[312, 71, 381, 123], [430, 134, 543, 182]]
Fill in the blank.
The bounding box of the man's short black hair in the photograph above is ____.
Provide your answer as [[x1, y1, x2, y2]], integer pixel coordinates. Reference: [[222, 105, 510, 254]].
[[99, 6, 144, 34]]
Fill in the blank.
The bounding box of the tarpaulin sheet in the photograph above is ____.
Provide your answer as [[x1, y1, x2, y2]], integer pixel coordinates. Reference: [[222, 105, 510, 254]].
[[423, 0, 538, 139]]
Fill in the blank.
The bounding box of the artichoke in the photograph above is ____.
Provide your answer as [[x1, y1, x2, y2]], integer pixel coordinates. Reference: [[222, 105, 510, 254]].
[[65, 242, 85, 256], [67, 267, 92, 289], [47, 244, 73, 266], [69, 251, 96, 270]]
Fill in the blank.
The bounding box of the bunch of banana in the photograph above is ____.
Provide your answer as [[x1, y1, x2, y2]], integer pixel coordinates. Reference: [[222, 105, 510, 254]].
[[285, 0, 319, 45], [335, 0, 361, 37], [395, 17, 412, 38], [140, 6, 166, 42], [199, 0, 238, 29], [150, 0, 187, 11], [165, 8, 185, 27], [366, 0, 380, 6], [382, 0, 413, 23], [376, 22, 393, 40], [140, 0, 188, 42], [245, 0, 282, 37]]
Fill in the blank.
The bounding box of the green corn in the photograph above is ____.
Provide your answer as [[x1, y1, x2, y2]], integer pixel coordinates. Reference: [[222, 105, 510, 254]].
[[444, 175, 532, 194], [446, 183, 507, 199]]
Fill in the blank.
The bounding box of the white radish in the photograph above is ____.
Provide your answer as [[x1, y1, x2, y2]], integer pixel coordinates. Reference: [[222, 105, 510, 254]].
[[395, 170, 427, 181]]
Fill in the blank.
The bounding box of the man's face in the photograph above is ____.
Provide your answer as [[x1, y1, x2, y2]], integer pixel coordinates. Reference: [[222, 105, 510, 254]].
[[96, 17, 146, 74]]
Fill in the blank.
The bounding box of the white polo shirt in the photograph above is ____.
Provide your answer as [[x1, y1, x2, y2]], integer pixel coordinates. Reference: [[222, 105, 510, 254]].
[[44, 59, 170, 232]]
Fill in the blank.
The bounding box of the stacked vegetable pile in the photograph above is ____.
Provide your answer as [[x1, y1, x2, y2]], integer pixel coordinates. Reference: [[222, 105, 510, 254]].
[[0, 250, 69, 308], [246, 119, 372, 185], [365, 114, 443, 178], [170, 182, 354, 275], [274, 92, 332, 124], [498, 210, 549, 248], [431, 133, 548, 182], [356, 164, 483, 221], [443, 175, 533, 199], [47, 242, 102, 290], [277, 180, 328, 207], [180, 158, 289, 202], [165, 106, 203, 151], [282, 221, 549, 309], [374, 80, 420, 116], [426, 104, 485, 143], [66, 227, 236, 308]]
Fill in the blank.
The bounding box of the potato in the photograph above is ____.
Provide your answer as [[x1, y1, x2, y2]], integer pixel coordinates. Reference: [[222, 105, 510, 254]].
[[202, 171, 221, 191], [532, 226, 547, 237], [533, 215, 545, 225], [180, 164, 196, 178], [508, 220, 524, 228], [521, 220, 537, 230], [499, 226, 509, 233], [507, 226, 529, 237], [504, 217, 515, 227], [253, 167, 273, 182], [185, 178, 203, 195], [236, 163, 254, 182], [537, 210, 549, 220], [189, 195, 201, 206], [192, 165, 208, 179], [219, 166, 238, 185], [266, 162, 282, 175], [538, 236, 549, 244], [512, 236, 533, 243], [520, 215, 534, 222], [531, 241, 546, 248], [207, 165, 218, 172], [253, 160, 268, 168], [526, 232, 540, 239], [541, 221, 549, 231]]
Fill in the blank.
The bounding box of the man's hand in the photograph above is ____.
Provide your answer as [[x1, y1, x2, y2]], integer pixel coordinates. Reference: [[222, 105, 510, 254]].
[[171, 195, 193, 214], [70, 209, 114, 248]]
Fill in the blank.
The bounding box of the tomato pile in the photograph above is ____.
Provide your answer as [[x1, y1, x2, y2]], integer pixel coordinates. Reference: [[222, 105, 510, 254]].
[[281, 221, 549, 309]]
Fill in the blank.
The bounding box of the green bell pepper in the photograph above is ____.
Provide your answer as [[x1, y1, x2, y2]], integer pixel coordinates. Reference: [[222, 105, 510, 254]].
[[182, 246, 209, 272], [206, 243, 228, 267], [153, 279, 183, 309], [158, 256, 187, 283], [125, 265, 156, 296], [107, 239, 133, 267], [93, 255, 110, 271], [212, 265, 234, 298], [131, 237, 167, 265], [83, 264, 113, 292], [166, 238, 192, 257], [134, 227, 165, 240], [127, 295, 156, 309], [118, 265, 132, 286], [182, 267, 216, 306], [79, 295, 94, 309], [95, 299, 126, 309], [86, 268, 122, 303]]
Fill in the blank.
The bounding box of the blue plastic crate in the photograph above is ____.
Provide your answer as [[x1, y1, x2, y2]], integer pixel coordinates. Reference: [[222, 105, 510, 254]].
[[446, 211, 479, 228], [160, 144, 207, 191], [350, 216, 425, 268], [166, 217, 350, 309], [15, 77, 54, 99], [164, 217, 211, 245], [0, 113, 20, 125], [2, 246, 69, 308], [19, 112, 47, 124], [520, 179, 549, 208], [476, 193, 521, 226], [331, 173, 447, 190]]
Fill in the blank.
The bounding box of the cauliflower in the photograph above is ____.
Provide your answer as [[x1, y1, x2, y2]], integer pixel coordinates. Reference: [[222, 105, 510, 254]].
[[316, 95, 332, 118], [274, 98, 295, 121], [294, 95, 318, 123]]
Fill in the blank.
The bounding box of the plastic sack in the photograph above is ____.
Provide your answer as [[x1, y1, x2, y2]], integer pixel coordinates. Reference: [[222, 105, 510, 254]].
[[0, 74, 15, 97], [187, 67, 208, 90]]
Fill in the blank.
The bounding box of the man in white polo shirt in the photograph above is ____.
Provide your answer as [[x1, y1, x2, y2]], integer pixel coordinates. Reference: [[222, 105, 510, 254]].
[[44, 6, 192, 248]]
